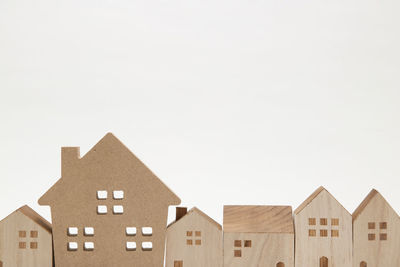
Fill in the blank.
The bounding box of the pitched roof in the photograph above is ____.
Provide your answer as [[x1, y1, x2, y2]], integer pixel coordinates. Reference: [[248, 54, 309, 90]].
[[223, 205, 294, 233], [168, 207, 222, 230], [1, 205, 52, 233], [294, 186, 325, 214]]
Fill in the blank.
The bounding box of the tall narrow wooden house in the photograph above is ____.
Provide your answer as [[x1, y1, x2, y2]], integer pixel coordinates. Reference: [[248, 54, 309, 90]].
[[38, 133, 180, 267], [294, 186, 352, 267], [353, 189, 400, 267], [223, 205, 294, 267]]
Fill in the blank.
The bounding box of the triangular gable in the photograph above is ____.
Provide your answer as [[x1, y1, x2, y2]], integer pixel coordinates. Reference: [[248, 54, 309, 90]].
[[39, 133, 180, 205], [294, 186, 350, 216], [353, 189, 399, 221], [0, 205, 52, 234], [168, 207, 222, 231]]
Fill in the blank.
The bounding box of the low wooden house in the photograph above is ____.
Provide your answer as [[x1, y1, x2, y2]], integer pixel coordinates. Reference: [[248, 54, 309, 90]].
[[166, 207, 222, 267], [353, 189, 400, 267], [0, 205, 52, 267], [223, 205, 294, 267], [294, 186, 352, 267]]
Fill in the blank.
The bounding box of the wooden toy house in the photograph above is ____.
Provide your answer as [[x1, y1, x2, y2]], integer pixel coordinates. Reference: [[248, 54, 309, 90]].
[[223, 205, 294, 267], [352, 189, 400, 267], [294, 186, 352, 267], [38, 133, 180, 267], [166, 207, 223, 267], [0, 205, 53, 267]]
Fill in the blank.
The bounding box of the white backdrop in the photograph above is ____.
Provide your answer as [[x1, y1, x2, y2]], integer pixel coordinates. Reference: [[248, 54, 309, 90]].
[[1, 0, 400, 224]]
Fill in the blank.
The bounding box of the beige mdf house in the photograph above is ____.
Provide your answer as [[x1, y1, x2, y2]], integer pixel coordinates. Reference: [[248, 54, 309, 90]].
[[38, 133, 180, 267], [353, 189, 400, 267], [166, 207, 222, 267], [0, 205, 52, 267], [223, 205, 294, 267], [294, 186, 352, 267]]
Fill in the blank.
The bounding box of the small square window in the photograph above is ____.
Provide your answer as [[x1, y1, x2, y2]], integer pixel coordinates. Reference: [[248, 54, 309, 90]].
[[368, 234, 375, 241], [126, 227, 137, 236], [234, 250, 242, 257], [380, 222, 387, 229], [142, 227, 152, 236], [126, 241, 136, 251], [186, 231, 193, 237], [320, 218, 328, 225], [142, 242, 152, 251], [30, 231, 38, 238], [84, 242, 94, 251], [309, 229, 316, 237], [320, 229, 328, 237], [368, 222, 375, 229], [68, 242, 78, 251], [84, 227, 94, 236], [113, 205, 124, 214], [68, 227, 78, 236], [113, 190, 124, 200], [97, 205, 107, 214], [19, 231, 26, 238], [244, 240, 252, 247], [30, 242, 38, 249], [195, 239, 201, 245], [331, 218, 339, 226], [19, 242, 26, 249], [309, 218, 316, 225], [380, 233, 387, 240], [187, 239, 193, 245], [195, 231, 201, 237], [234, 240, 242, 247], [97, 190, 107, 200], [331, 230, 339, 237]]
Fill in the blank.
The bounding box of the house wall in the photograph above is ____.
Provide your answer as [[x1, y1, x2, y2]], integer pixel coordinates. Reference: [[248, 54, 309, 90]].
[[166, 212, 222, 267], [0, 212, 52, 267], [294, 190, 352, 267], [353, 194, 400, 267], [223, 232, 294, 267]]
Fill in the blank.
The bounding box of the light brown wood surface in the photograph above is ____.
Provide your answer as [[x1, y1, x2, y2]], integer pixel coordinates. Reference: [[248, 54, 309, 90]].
[[353, 189, 400, 267], [166, 207, 222, 267], [0, 206, 52, 267], [223, 206, 294, 267], [294, 187, 352, 267], [38, 133, 180, 267]]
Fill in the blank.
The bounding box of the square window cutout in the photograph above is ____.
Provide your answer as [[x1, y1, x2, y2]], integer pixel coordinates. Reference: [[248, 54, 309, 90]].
[[97, 190, 107, 200], [142, 227, 152, 236], [126, 227, 137, 236], [142, 242, 153, 251], [68, 242, 78, 251], [97, 205, 107, 214], [84, 242, 94, 251], [126, 242, 136, 251], [113, 190, 124, 200], [113, 205, 124, 214], [84, 227, 94, 236], [68, 227, 78, 236]]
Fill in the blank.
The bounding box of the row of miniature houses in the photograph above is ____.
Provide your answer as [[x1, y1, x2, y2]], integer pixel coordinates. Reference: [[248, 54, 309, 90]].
[[0, 133, 399, 267]]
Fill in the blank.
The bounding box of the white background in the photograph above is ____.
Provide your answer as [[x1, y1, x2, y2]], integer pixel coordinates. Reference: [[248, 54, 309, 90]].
[[1, 0, 400, 224]]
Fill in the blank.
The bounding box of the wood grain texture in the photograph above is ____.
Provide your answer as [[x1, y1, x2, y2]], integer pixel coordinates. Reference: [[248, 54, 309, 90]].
[[0, 206, 52, 267], [166, 207, 222, 267], [223, 206, 294, 267], [294, 187, 352, 267], [38, 133, 180, 267], [353, 189, 400, 267]]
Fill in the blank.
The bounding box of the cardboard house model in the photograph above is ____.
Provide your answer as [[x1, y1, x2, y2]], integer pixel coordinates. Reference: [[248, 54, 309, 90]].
[[0, 205, 52, 267], [223, 205, 294, 267], [38, 133, 180, 267], [294, 186, 352, 267], [352, 189, 400, 267], [166, 207, 222, 267]]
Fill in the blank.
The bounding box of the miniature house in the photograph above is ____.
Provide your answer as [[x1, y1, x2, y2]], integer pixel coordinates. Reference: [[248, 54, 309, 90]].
[[352, 189, 400, 267], [38, 133, 180, 267], [294, 186, 352, 267], [223, 205, 294, 267], [166, 207, 223, 267], [0, 205, 52, 267]]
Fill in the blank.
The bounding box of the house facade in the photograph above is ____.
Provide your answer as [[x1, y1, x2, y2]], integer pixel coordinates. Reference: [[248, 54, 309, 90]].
[[0, 205, 52, 267], [353, 189, 400, 267], [294, 186, 352, 267], [38, 133, 180, 267], [223, 205, 294, 267], [166, 207, 222, 267]]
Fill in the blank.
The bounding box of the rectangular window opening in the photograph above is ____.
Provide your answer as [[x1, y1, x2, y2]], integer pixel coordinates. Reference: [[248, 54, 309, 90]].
[[234, 240, 242, 247], [234, 250, 242, 257], [244, 240, 252, 247]]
